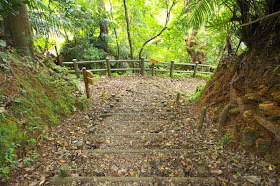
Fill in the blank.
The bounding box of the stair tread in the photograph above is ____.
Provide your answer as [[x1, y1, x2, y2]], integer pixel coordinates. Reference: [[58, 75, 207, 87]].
[[50, 176, 217, 184], [91, 132, 172, 137], [78, 148, 189, 153]]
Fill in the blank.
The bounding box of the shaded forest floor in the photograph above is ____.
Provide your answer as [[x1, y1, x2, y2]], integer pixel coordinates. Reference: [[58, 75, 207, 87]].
[[10, 75, 279, 185]]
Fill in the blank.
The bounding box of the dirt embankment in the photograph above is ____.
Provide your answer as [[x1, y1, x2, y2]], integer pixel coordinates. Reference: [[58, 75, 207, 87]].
[[201, 46, 280, 165]]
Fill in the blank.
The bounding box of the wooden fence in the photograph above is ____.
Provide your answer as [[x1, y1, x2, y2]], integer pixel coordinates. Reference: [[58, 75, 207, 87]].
[[63, 58, 216, 98], [63, 57, 215, 78]]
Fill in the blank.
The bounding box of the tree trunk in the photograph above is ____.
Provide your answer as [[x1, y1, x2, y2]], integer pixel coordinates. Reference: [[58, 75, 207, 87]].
[[123, 0, 134, 60], [3, 3, 34, 57], [98, 0, 110, 54], [138, 0, 176, 59], [185, 31, 206, 64], [109, 0, 120, 59]]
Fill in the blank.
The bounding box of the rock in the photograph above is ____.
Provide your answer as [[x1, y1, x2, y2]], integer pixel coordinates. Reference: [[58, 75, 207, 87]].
[[110, 104, 114, 108], [60, 164, 70, 177], [243, 176, 261, 184], [170, 115, 175, 120], [166, 108, 171, 112], [243, 128, 258, 146], [98, 117, 103, 121], [229, 108, 240, 115], [116, 98, 120, 102], [104, 109, 108, 113], [77, 141, 83, 150], [256, 138, 271, 154], [163, 103, 167, 107], [197, 166, 207, 177], [111, 94, 116, 98]]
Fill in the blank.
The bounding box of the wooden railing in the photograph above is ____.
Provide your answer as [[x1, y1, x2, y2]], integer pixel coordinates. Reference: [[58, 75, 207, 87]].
[[63, 57, 215, 78]]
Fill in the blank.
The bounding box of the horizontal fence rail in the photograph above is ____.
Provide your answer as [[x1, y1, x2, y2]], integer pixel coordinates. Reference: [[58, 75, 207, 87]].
[[63, 57, 216, 78]]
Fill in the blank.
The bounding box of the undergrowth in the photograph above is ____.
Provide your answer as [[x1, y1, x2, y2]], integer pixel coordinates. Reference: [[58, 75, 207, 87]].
[[0, 53, 87, 179], [188, 84, 206, 102]]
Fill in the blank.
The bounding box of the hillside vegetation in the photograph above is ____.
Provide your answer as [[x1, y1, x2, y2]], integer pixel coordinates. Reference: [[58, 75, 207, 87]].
[[0, 50, 86, 179]]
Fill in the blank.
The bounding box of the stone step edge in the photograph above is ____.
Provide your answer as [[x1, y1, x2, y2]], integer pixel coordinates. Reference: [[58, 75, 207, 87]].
[[91, 132, 173, 137], [76, 149, 189, 153], [101, 112, 172, 117], [106, 121, 170, 124], [50, 176, 217, 184]]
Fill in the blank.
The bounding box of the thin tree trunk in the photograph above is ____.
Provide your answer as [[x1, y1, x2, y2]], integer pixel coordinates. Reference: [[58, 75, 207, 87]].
[[123, 0, 133, 60], [99, 0, 110, 54], [109, 0, 120, 59], [138, 0, 176, 59], [3, 2, 34, 57]]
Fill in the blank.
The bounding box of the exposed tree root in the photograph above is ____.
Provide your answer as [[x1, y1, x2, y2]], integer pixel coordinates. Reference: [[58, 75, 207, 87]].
[[218, 72, 280, 141]]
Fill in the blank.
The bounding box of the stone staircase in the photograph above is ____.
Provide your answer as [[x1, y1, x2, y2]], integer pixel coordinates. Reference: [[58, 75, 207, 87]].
[[49, 90, 218, 185]]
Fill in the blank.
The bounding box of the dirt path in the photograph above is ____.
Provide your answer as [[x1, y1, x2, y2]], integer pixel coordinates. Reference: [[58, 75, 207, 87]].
[[13, 75, 279, 185]]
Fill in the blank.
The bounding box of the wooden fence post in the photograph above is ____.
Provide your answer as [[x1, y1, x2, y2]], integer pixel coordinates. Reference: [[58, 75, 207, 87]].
[[170, 60, 174, 78], [193, 61, 199, 78], [82, 67, 90, 99], [140, 57, 145, 76], [73, 59, 80, 78], [151, 63, 155, 76], [106, 57, 111, 78], [198, 106, 207, 131]]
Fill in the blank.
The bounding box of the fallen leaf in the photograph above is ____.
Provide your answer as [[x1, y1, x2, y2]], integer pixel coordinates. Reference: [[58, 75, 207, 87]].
[[59, 160, 66, 163], [211, 154, 218, 160], [211, 169, 223, 175], [185, 165, 191, 173], [130, 171, 135, 177], [268, 164, 276, 171]]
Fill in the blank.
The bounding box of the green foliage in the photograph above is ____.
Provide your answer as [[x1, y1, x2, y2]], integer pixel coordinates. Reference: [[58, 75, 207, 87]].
[[186, 0, 219, 29], [60, 38, 107, 62], [196, 73, 212, 81], [0, 54, 86, 179], [188, 84, 205, 102], [218, 133, 231, 146]]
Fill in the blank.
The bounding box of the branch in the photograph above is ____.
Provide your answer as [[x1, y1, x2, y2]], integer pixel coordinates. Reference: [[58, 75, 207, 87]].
[[241, 11, 280, 27], [138, 0, 176, 59]]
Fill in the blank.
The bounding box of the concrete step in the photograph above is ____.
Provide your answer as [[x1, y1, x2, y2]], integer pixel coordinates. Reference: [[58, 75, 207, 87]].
[[50, 176, 217, 185], [100, 112, 171, 117], [105, 121, 169, 124], [50, 150, 215, 184], [91, 132, 172, 137], [80, 148, 189, 153], [86, 132, 185, 150]]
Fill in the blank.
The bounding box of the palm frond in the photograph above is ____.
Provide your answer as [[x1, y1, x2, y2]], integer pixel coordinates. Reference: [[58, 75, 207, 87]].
[[187, 0, 220, 29], [206, 10, 238, 33]]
